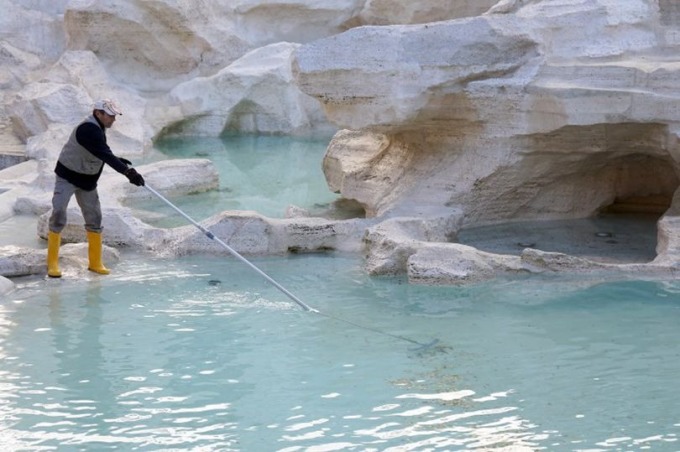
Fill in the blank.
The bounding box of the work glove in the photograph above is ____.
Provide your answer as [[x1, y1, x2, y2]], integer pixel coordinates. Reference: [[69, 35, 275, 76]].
[[124, 167, 145, 186]]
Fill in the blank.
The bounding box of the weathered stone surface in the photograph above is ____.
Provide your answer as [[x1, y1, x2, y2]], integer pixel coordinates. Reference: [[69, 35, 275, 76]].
[[7, 83, 91, 142], [0, 160, 42, 222], [0, 243, 119, 279], [364, 212, 464, 275], [148, 43, 333, 137], [63, 1, 248, 92], [323, 130, 413, 216], [407, 244, 524, 285], [354, 0, 498, 26], [233, 0, 364, 46], [3, 0, 680, 286], [654, 199, 680, 266], [404, 245, 680, 286], [294, 16, 538, 130], [279, 216, 377, 253], [146, 213, 377, 258], [290, 0, 680, 283], [1, 0, 348, 158], [30, 159, 219, 246], [0, 1, 67, 67]]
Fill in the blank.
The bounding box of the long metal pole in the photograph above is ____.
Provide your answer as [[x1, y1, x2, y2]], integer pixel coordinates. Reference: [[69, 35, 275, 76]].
[[143, 184, 442, 351], [144, 184, 316, 312]]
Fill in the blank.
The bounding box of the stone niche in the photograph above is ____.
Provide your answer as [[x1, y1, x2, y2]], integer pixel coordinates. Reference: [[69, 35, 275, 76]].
[[457, 122, 678, 265], [463, 122, 678, 225]]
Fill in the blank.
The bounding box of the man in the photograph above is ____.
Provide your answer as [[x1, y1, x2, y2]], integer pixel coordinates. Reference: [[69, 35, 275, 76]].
[[46, 98, 145, 278]]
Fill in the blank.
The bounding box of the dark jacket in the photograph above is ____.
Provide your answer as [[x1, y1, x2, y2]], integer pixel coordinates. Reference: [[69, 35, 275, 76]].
[[55, 115, 128, 191]]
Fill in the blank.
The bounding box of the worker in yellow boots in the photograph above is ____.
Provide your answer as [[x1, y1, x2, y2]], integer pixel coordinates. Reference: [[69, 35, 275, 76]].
[[47, 99, 145, 278]]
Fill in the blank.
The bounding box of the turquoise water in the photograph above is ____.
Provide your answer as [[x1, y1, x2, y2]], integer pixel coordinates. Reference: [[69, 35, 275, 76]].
[[2, 252, 680, 451], [132, 135, 340, 226], [3, 135, 680, 450]]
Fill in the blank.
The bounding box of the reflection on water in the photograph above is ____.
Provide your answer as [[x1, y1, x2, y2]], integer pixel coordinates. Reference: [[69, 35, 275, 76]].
[[2, 253, 680, 450]]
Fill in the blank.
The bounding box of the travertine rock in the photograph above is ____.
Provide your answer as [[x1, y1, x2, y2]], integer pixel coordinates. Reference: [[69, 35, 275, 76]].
[[407, 244, 524, 285], [148, 43, 333, 137], [0, 243, 119, 279], [232, 0, 364, 45], [363, 213, 464, 275], [354, 0, 498, 26], [292, 0, 680, 281], [4, 0, 680, 285]]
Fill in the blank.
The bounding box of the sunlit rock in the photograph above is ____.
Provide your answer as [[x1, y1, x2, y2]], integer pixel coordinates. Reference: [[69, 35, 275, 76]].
[[64, 0, 248, 92], [295, 0, 680, 222], [279, 216, 376, 253], [294, 16, 537, 130], [322, 130, 413, 217], [2, 0, 345, 149], [0, 42, 43, 91], [62, 0, 365, 92]]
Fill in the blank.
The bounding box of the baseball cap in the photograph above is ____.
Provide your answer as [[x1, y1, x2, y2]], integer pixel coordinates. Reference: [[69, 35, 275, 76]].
[[93, 99, 122, 116]]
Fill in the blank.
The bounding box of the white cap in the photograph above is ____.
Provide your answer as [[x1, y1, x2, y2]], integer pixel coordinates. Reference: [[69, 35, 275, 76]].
[[93, 99, 122, 116]]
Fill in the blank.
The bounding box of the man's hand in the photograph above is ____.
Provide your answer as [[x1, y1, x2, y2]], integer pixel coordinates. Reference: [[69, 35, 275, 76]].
[[124, 168, 145, 186]]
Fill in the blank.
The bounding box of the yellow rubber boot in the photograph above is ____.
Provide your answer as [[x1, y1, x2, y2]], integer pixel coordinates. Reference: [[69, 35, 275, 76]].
[[47, 231, 62, 278], [87, 231, 110, 275]]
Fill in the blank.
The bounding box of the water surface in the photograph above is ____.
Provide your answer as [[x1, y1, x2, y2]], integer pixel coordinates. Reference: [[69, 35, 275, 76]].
[[2, 253, 680, 451], [132, 135, 339, 226], [2, 134, 680, 450]]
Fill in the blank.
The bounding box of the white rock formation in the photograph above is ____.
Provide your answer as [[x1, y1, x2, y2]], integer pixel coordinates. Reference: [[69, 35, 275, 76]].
[[232, 0, 365, 46], [148, 43, 335, 137], [54, 0, 376, 103], [293, 0, 680, 282], [2, 0, 351, 153], [0, 0, 373, 288], [0, 154, 378, 292], [3, 0, 680, 287], [0, 243, 120, 279], [354, 0, 499, 26]]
